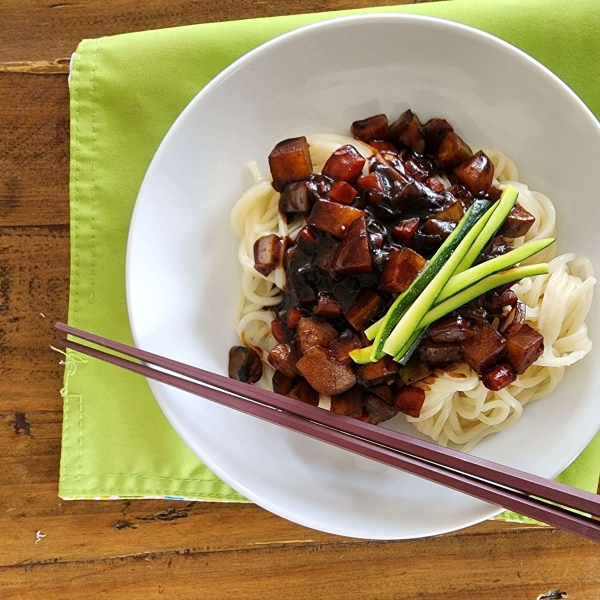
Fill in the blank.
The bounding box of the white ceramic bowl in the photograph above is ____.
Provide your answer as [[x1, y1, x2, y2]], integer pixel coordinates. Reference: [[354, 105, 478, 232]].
[[127, 14, 600, 539]]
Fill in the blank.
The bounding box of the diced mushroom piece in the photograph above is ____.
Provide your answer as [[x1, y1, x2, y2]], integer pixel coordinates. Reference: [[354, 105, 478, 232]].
[[322, 145, 366, 184], [268, 136, 313, 191], [461, 321, 507, 375], [428, 314, 476, 344], [454, 150, 495, 195], [394, 386, 426, 418], [357, 355, 399, 386], [228, 346, 263, 384], [435, 131, 473, 169], [271, 318, 293, 343], [390, 110, 425, 153], [351, 114, 391, 142], [287, 378, 319, 406], [482, 363, 516, 391], [398, 356, 432, 386], [272, 371, 297, 396], [332, 216, 372, 276], [361, 392, 400, 424], [379, 248, 426, 294], [392, 218, 420, 245], [486, 289, 518, 310], [330, 386, 363, 417], [483, 185, 503, 202], [253, 234, 283, 276], [370, 383, 394, 405], [499, 300, 526, 336], [422, 218, 456, 240], [327, 181, 358, 205], [295, 226, 318, 253], [279, 181, 314, 216], [267, 343, 299, 378], [499, 204, 536, 238], [423, 118, 454, 152], [434, 199, 464, 222], [506, 323, 544, 374], [286, 307, 305, 329], [344, 289, 385, 331], [425, 177, 446, 193], [418, 341, 462, 365], [314, 293, 343, 319], [297, 317, 338, 354], [330, 329, 364, 366], [296, 346, 357, 395], [307, 199, 365, 239]]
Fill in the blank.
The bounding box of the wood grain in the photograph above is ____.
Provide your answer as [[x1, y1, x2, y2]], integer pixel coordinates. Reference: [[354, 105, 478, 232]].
[[1, 0, 599, 598]]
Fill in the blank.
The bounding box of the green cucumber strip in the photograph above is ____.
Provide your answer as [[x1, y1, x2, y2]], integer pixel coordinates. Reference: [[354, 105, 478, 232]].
[[349, 345, 375, 364], [382, 194, 513, 357], [453, 185, 519, 275], [365, 317, 384, 341], [369, 199, 493, 362], [419, 263, 549, 328], [395, 328, 428, 365], [436, 237, 555, 303]]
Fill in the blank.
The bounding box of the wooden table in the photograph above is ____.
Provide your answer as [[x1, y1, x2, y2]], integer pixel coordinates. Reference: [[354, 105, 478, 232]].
[[1, 1, 599, 597]]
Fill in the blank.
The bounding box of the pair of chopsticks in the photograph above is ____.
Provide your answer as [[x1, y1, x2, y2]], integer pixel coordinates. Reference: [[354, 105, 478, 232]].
[[55, 322, 600, 543]]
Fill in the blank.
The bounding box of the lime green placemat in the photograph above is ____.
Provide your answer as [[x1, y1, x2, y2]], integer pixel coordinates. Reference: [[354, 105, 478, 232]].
[[61, 0, 600, 516]]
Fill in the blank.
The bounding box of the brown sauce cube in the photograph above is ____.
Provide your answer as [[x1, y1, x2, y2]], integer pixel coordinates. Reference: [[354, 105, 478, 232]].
[[268, 137, 313, 191], [344, 289, 384, 331], [322, 145, 366, 184], [351, 114, 390, 142], [379, 248, 426, 294]]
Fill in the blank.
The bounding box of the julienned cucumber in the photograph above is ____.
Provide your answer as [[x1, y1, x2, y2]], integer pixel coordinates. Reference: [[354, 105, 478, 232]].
[[453, 185, 519, 275], [368, 199, 493, 362], [419, 263, 549, 327], [436, 237, 554, 303], [349, 345, 375, 364], [394, 328, 428, 364], [382, 186, 519, 358], [365, 237, 552, 340]]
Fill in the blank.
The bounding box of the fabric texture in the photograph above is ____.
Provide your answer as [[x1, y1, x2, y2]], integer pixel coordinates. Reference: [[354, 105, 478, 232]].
[[61, 0, 600, 523]]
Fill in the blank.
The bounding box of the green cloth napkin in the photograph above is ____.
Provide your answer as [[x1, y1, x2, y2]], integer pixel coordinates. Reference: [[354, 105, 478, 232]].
[[61, 0, 600, 520]]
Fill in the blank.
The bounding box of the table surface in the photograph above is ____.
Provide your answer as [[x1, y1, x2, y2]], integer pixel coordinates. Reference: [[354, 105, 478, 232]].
[[1, 0, 599, 598]]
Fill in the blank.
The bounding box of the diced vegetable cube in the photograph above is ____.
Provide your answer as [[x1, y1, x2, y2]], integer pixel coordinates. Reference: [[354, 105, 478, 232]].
[[394, 386, 426, 418], [482, 363, 516, 391], [499, 204, 536, 238], [314, 293, 343, 319], [422, 118, 454, 152], [330, 329, 364, 366], [370, 383, 394, 405], [228, 346, 263, 384], [461, 321, 507, 375], [418, 341, 463, 365], [267, 343, 299, 378], [279, 181, 314, 216], [435, 131, 472, 168], [422, 218, 456, 239], [356, 355, 399, 385], [287, 379, 319, 406], [499, 300, 526, 336], [506, 323, 544, 374], [272, 371, 297, 396], [322, 145, 366, 184], [307, 199, 365, 238], [454, 150, 494, 195], [392, 218, 420, 245], [390, 110, 425, 153], [296, 346, 357, 395], [253, 234, 283, 276], [268, 137, 313, 191], [379, 248, 426, 294], [271, 318, 293, 343], [330, 386, 363, 417], [351, 114, 391, 142], [327, 181, 358, 205], [398, 357, 432, 386], [361, 392, 400, 424], [332, 215, 373, 275], [344, 289, 384, 331], [428, 315, 475, 344], [297, 317, 338, 354]]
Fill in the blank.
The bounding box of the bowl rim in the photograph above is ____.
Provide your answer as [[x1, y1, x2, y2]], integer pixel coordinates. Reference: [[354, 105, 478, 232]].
[[126, 12, 600, 539]]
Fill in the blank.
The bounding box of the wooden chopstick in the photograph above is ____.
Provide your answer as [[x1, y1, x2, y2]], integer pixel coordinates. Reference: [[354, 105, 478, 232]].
[[55, 323, 600, 543]]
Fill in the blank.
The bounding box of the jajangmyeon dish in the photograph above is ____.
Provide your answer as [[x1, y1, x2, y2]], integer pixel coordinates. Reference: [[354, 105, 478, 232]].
[[228, 110, 595, 451]]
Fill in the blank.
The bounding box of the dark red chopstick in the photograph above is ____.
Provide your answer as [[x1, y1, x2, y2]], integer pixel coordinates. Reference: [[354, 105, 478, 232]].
[[55, 322, 600, 518], [55, 323, 600, 543]]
